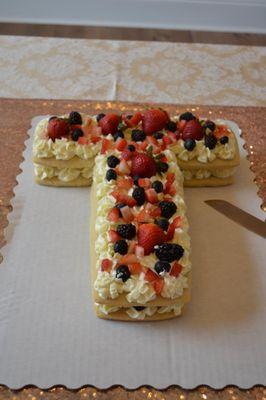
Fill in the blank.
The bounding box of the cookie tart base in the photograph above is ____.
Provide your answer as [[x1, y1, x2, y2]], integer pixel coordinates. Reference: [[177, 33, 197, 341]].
[[90, 147, 191, 321]]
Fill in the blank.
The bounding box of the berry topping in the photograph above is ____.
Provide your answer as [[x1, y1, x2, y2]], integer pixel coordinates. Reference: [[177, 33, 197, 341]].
[[144, 269, 164, 294], [220, 136, 229, 145], [159, 201, 177, 219], [137, 223, 165, 255], [116, 265, 131, 282], [115, 203, 126, 216], [117, 223, 136, 239], [131, 129, 146, 142], [107, 155, 120, 168], [145, 188, 159, 204], [120, 205, 134, 223], [182, 119, 204, 141], [115, 138, 128, 152], [131, 153, 157, 178], [170, 262, 182, 277], [152, 180, 163, 193], [107, 207, 120, 222], [184, 138, 196, 151], [111, 191, 137, 207], [153, 132, 164, 139], [69, 111, 82, 125], [134, 306, 145, 311], [155, 243, 184, 262], [179, 112, 196, 121], [203, 120, 216, 132], [117, 159, 130, 175], [108, 229, 121, 243], [165, 120, 177, 132], [157, 161, 169, 173], [47, 117, 69, 141], [114, 239, 128, 255], [105, 169, 117, 181], [128, 144, 136, 152], [154, 261, 171, 275], [155, 218, 169, 231], [99, 114, 120, 135], [132, 187, 145, 206], [96, 113, 105, 122], [204, 134, 217, 150], [114, 131, 125, 141], [142, 109, 169, 135], [71, 128, 84, 141], [101, 258, 112, 272]]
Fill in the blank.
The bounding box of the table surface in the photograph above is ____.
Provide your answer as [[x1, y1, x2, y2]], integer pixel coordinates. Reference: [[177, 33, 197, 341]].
[[0, 35, 265, 398]]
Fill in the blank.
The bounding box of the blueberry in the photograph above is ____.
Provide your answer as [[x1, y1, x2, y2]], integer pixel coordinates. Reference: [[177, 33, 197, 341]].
[[155, 218, 169, 231], [107, 155, 120, 168], [166, 120, 177, 132], [114, 131, 124, 141], [155, 243, 184, 262], [71, 128, 83, 141], [96, 113, 105, 122], [179, 112, 195, 121], [153, 132, 164, 139], [184, 138, 196, 151], [159, 201, 177, 219], [204, 120, 216, 132], [128, 144, 136, 152], [105, 169, 117, 181], [114, 240, 128, 255], [152, 180, 163, 193], [204, 134, 217, 150], [116, 265, 131, 282], [69, 111, 82, 125], [154, 261, 171, 275], [117, 224, 136, 239], [220, 136, 229, 145], [134, 306, 146, 311], [131, 129, 146, 142], [132, 187, 145, 206]]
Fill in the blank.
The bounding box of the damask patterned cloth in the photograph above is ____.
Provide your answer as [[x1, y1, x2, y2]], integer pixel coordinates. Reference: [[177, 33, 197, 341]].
[[0, 35, 265, 105]]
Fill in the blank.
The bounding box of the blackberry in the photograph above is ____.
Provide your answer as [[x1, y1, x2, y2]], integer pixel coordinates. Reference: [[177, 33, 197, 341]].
[[179, 112, 195, 121], [204, 134, 217, 150], [128, 144, 136, 152], [154, 261, 171, 275], [116, 265, 131, 282], [220, 136, 229, 145], [155, 243, 184, 262], [71, 128, 83, 141], [157, 162, 169, 173], [184, 138, 196, 151], [134, 306, 146, 311], [105, 169, 117, 181], [114, 131, 124, 141], [114, 240, 128, 255], [131, 129, 146, 142], [132, 187, 145, 206], [155, 218, 169, 231], [204, 120, 216, 132], [153, 132, 164, 139], [107, 155, 120, 168], [152, 180, 163, 193], [69, 111, 82, 125], [96, 113, 105, 122], [115, 203, 126, 217], [159, 201, 177, 219], [117, 224, 136, 239], [166, 120, 177, 132], [133, 175, 140, 186]]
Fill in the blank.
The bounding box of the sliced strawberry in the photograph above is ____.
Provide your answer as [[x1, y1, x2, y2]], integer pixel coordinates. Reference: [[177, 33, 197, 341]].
[[108, 229, 121, 243], [131, 153, 157, 178], [119, 254, 139, 264], [78, 136, 88, 145], [138, 178, 151, 189], [110, 191, 137, 207], [120, 205, 134, 222], [137, 223, 165, 255], [101, 138, 112, 154], [117, 159, 130, 175], [117, 178, 133, 190], [135, 245, 144, 258], [98, 113, 119, 135], [128, 262, 143, 275], [108, 207, 120, 222], [162, 135, 172, 146], [101, 258, 112, 272], [182, 119, 204, 141], [152, 278, 164, 294], [145, 188, 158, 204], [170, 262, 182, 277], [142, 109, 169, 135], [115, 138, 127, 151], [47, 117, 69, 141]]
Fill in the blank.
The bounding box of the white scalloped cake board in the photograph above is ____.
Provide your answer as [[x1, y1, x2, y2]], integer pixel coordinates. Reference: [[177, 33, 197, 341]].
[[0, 116, 265, 389]]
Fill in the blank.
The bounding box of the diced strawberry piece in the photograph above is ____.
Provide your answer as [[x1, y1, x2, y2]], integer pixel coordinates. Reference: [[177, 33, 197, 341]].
[[137, 223, 165, 255], [107, 207, 120, 223], [145, 269, 158, 283], [145, 188, 158, 204], [78, 136, 88, 145], [168, 131, 178, 142], [168, 184, 177, 196], [160, 155, 167, 163], [173, 215, 182, 228], [117, 159, 130, 175], [98, 114, 119, 135], [120, 205, 134, 222], [136, 209, 151, 223], [128, 240, 136, 254], [138, 178, 151, 189], [170, 262, 182, 277], [110, 191, 137, 207], [108, 229, 121, 243], [214, 124, 230, 138], [101, 138, 112, 154], [146, 136, 159, 146], [121, 149, 132, 161], [163, 135, 172, 146], [148, 206, 161, 218], [139, 140, 148, 151], [152, 278, 164, 294], [101, 258, 112, 272], [165, 217, 182, 241], [115, 138, 127, 151], [135, 245, 144, 258], [91, 126, 102, 135], [125, 112, 142, 127], [91, 135, 101, 143], [117, 178, 133, 190], [167, 172, 175, 184], [120, 254, 139, 264], [128, 262, 143, 275]]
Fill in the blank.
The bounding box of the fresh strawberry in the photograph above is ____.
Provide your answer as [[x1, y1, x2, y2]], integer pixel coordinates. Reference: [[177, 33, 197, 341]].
[[115, 138, 127, 151], [117, 178, 133, 190], [164, 173, 175, 194], [124, 112, 142, 127], [214, 124, 230, 138], [138, 178, 151, 189], [170, 262, 182, 277], [121, 149, 133, 161], [131, 153, 157, 178], [108, 229, 121, 243], [152, 278, 164, 294], [101, 259, 112, 272], [137, 223, 165, 255], [136, 209, 152, 223], [101, 138, 113, 154], [162, 135, 172, 146], [117, 159, 130, 175], [119, 254, 138, 264], [146, 136, 159, 147], [145, 269, 159, 283], [98, 114, 119, 135], [139, 141, 148, 151], [70, 124, 82, 133], [182, 119, 204, 141], [168, 185, 177, 196], [145, 188, 158, 204], [91, 135, 101, 143], [120, 206, 134, 222], [142, 109, 169, 135], [47, 118, 69, 141], [135, 245, 144, 258], [178, 119, 187, 132], [165, 216, 182, 241], [128, 262, 143, 275], [147, 205, 161, 218], [77, 136, 88, 145], [110, 191, 137, 207], [108, 207, 120, 222]]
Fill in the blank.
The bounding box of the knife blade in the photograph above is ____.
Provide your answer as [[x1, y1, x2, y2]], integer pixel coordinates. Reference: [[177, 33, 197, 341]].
[[205, 200, 266, 238]]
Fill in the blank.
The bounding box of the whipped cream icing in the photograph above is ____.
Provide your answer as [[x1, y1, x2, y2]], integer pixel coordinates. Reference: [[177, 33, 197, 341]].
[[183, 167, 236, 180], [34, 163, 94, 182]]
